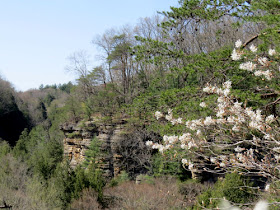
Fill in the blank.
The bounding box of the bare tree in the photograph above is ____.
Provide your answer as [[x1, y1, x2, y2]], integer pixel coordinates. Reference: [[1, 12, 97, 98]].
[[65, 50, 94, 98]]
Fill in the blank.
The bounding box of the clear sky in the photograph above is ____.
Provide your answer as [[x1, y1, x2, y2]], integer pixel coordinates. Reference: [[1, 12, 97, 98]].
[[0, 0, 179, 91]]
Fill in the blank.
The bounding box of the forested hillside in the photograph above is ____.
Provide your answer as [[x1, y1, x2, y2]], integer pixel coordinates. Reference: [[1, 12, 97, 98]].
[[0, 0, 279, 209]]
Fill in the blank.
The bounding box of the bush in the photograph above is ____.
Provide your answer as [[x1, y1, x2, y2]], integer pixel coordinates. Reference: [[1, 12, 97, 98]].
[[70, 188, 101, 210], [178, 179, 212, 207], [104, 177, 186, 209], [195, 173, 258, 209], [0, 140, 10, 158], [136, 174, 155, 185], [109, 171, 130, 187]]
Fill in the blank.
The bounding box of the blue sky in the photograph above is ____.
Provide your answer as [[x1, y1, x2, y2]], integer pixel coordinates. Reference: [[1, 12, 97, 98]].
[[0, 0, 179, 91]]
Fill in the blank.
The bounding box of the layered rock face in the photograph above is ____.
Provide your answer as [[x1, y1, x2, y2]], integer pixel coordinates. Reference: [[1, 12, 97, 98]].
[[60, 119, 127, 178]]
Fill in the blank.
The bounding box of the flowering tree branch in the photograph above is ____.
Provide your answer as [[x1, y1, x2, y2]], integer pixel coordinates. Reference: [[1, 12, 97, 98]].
[[147, 40, 280, 185]]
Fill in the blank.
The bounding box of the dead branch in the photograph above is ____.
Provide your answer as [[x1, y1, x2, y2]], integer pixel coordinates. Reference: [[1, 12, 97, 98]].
[[242, 30, 280, 48]]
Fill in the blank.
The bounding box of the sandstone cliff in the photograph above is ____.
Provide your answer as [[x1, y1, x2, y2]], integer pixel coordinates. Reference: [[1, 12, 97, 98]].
[[60, 119, 128, 178]]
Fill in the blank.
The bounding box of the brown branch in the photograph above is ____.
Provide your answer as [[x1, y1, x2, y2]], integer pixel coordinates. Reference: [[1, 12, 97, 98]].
[[266, 97, 280, 107], [242, 30, 280, 48], [261, 93, 279, 99]]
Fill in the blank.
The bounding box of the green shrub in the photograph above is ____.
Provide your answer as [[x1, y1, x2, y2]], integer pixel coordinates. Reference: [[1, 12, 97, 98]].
[[142, 174, 155, 185], [109, 171, 130, 187], [178, 179, 212, 207], [151, 152, 190, 180], [195, 173, 258, 209], [264, 182, 280, 210], [0, 140, 10, 158]]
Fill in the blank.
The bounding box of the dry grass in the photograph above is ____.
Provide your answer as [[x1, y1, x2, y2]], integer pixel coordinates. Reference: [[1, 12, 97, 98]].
[[70, 189, 101, 210], [70, 177, 210, 209], [103, 177, 187, 210]]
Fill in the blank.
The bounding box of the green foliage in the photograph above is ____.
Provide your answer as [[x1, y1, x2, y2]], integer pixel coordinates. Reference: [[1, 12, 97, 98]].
[[82, 136, 106, 199], [86, 166, 106, 200], [44, 93, 55, 106], [0, 140, 10, 158], [72, 166, 90, 198], [0, 77, 17, 116], [58, 82, 74, 93], [137, 174, 155, 185], [151, 152, 189, 181], [109, 171, 130, 187], [83, 136, 102, 167], [1, 1, 280, 209], [13, 126, 63, 180], [64, 93, 83, 121], [265, 181, 280, 210], [196, 173, 258, 209]]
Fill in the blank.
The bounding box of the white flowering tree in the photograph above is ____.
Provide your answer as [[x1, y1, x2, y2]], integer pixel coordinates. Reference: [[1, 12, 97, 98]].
[[147, 39, 280, 184]]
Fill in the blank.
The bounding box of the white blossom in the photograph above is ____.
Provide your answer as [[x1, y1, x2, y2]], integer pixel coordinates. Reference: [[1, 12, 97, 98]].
[[217, 96, 226, 103], [155, 111, 163, 120], [220, 155, 227, 161], [227, 116, 236, 124], [254, 70, 263, 77], [203, 85, 211, 93], [152, 143, 160, 149], [164, 144, 172, 150], [170, 117, 183, 125], [188, 141, 196, 149], [158, 145, 165, 153], [204, 116, 215, 126], [177, 118, 183, 124], [263, 70, 273, 80], [165, 135, 178, 144], [196, 129, 202, 136], [165, 114, 172, 121], [258, 57, 268, 66], [249, 44, 257, 53], [145, 141, 153, 146], [181, 144, 187, 149], [239, 61, 256, 71], [234, 146, 244, 153], [216, 110, 225, 118], [170, 119, 177, 125], [188, 163, 194, 170], [223, 88, 230, 96], [264, 134, 271, 140], [163, 135, 169, 142], [232, 125, 240, 132], [265, 115, 275, 124], [268, 48, 276, 56], [231, 48, 242, 61], [254, 70, 273, 80], [223, 80, 232, 89], [220, 162, 226, 167], [235, 39, 242, 48], [179, 133, 192, 142], [217, 118, 226, 124], [182, 159, 188, 165], [168, 108, 172, 115], [265, 184, 270, 192], [256, 109, 262, 122], [210, 157, 217, 163], [199, 102, 207, 108]]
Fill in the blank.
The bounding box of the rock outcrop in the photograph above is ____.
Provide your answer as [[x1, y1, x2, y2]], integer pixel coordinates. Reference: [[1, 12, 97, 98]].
[[60, 119, 127, 178]]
